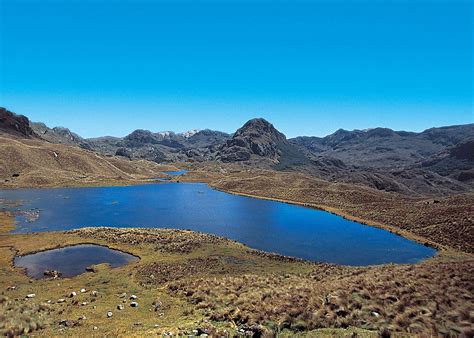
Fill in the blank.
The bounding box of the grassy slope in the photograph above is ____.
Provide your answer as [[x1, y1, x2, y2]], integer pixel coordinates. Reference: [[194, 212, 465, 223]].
[[0, 135, 178, 188]]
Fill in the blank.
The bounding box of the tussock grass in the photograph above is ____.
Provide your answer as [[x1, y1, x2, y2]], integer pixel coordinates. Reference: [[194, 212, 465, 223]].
[[169, 260, 474, 336]]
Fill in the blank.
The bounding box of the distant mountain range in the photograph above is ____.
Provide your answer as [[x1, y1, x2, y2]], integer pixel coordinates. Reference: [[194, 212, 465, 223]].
[[1, 106, 473, 196]]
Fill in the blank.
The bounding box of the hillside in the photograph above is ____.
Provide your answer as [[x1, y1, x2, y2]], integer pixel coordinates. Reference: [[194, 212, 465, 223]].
[[0, 135, 176, 188]]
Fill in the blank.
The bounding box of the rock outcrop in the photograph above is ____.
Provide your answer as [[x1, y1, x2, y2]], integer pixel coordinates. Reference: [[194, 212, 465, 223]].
[[0, 108, 36, 138]]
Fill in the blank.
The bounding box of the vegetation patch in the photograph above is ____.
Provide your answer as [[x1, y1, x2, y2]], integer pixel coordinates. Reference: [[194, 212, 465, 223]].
[[0, 296, 51, 336], [169, 261, 474, 336], [69, 227, 231, 254]]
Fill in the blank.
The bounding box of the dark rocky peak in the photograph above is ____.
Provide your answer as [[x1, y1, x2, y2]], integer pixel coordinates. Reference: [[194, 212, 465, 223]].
[[365, 127, 400, 138], [234, 118, 286, 141], [124, 129, 160, 147], [185, 129, 231, 147], [0, 107, 35, 138], [218, 118, 301, 163], [322, 129, 361, 146], [51, 126, 84, 143]]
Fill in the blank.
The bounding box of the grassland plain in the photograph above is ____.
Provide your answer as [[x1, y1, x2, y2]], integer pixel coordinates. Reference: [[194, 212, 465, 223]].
[[0, 163, 473, 336]]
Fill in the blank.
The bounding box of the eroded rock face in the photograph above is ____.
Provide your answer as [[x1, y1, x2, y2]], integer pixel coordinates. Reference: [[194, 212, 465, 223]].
[[0, 107, 36, 138], [218, 118, 289, 163]]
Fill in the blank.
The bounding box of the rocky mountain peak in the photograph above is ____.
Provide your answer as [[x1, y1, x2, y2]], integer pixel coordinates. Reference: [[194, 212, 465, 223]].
[[217, 118, 299, 163], [0, 107, 36, 138], [234, 118, 286, 141]]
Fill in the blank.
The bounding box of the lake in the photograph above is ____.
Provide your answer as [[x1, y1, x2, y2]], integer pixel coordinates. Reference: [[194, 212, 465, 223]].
[[14, 244, 138, 279], [0, 182, 436, 265]]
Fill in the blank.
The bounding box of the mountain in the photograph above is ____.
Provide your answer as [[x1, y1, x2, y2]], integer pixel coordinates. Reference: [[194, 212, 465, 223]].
[[217, 118, 310, 169], [420, 139, 474, 183], [86, 128, 230, 163], [291, 124, 474, 169], [0, 108, 36, 138], [30, 122, 93, 150], [1, 106, 472, 196]]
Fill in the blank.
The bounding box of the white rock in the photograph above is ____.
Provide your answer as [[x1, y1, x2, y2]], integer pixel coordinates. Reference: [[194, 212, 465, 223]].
[[26, 293, 36, 298], [69, 291, 76, 298], [57, 298, 65, 303], [107, 311, 113, 318], [130, 295, 137, 300], [130, 301, 138, 307], [117, 304, 124, 310], [91, 290, 99, 297], [80, 288, 86, 293], [81, 302, 88, 306], [372, 311, 381, 317]]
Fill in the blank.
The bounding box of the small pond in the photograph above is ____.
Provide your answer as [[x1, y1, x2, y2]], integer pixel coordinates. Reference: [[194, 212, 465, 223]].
[[1, 183, 436, 265], [164, 170, 188, 176], [14, 244, 138, 279]]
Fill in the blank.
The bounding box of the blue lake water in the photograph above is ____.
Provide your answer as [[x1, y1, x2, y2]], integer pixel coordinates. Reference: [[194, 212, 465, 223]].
[[164, 170, 189, 176], [14, 244, 138, 279], [0, 183, 436, 265]]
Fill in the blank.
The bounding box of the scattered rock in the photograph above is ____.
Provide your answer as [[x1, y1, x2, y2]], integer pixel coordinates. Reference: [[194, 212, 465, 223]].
[[130, 301, 138, 307], [78, 315, 87, 320], [69, 291, 77, 298], [85, 266, 97, 272], [117, 304, 124, 310], [44, 270, 62, 279], [7, 286, 16, 291], [130, 295, 137, 300], [93, 326, 98, 330], [152, 300, 162, 311], [119, 292, 127, 298], [91, 290, 99, 297], [59, 319, 79, 328]]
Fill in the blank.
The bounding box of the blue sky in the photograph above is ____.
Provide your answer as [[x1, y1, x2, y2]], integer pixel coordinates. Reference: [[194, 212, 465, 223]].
[[1, 0, 472, 138]]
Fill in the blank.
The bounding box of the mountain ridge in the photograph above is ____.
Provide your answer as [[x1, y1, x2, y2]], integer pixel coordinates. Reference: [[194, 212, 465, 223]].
[[1, 106, 472, 196]]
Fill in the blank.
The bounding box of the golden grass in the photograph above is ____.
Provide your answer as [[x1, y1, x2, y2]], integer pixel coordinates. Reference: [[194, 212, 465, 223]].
[[0, 218, 472, 336], [0, 135, 178, 188]]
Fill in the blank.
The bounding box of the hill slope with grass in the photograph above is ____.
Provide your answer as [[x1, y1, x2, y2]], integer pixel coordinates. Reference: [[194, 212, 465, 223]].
[[0, 135, 176, 188]]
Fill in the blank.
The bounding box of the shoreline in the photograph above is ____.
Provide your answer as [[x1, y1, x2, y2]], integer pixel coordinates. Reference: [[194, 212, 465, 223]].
[[2, 169, 472, 262], [207, 185, 448, 254]]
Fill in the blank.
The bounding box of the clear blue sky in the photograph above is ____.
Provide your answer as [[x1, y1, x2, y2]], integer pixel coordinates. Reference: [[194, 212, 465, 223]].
[[0, 0, 472, 138]]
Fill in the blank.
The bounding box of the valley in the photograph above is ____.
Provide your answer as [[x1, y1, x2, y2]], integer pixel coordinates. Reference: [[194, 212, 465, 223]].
[[0, 107, 473, 336]]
